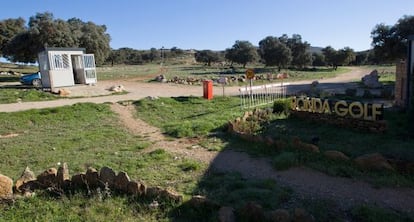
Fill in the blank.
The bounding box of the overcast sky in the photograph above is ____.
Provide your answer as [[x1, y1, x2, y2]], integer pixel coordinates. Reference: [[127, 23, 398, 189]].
[[2, 0, 414, 51]]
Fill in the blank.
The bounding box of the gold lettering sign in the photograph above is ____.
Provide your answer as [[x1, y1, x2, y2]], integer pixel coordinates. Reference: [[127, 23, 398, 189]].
[[290, 97, 383, 121]]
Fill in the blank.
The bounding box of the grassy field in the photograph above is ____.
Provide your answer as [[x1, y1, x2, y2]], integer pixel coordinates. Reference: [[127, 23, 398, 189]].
[[1, 98, 413, 221], [0, 62, 38, 74], [97, 63, 350, 83]]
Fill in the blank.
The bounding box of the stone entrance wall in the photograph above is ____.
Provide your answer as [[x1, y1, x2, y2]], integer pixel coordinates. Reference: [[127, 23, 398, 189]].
[[395, 59, 407, 107]]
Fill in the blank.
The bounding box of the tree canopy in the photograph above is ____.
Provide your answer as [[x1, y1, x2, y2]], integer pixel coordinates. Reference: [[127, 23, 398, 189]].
[[225, 40, 258, 68], [0, 12, 111, 65], [322, 46, 355, 70], [371, 15, 414, 62], [195, 50, 221, 66], [258, 36, 292, 70]]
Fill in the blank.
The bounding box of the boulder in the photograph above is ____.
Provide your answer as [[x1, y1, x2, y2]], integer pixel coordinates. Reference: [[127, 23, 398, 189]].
[[0, 174, 13, 199], [292, 137, 320, 153], [268, 209, 290, 222], [15, 167, 36, 192], [37, 168, 57, 188], [160, 188, 183, 203], [218, 206, 236, 222], [58, 88, 71, 96], [114, 171, 130, 192], [238, 202, 265, 222], [85, 167, 99, 188], [361, 70, 383, 88], [71, 173, 87, 190], [99, 166, 116, 188], [57, 163, 70, 187], [354, 153, 394, 171], [293, 208, 314, 222], [109, 85, 125, 93], [324, 150, 350, 161], [127, 180, 146, 196], [188, 195, 219, 209]]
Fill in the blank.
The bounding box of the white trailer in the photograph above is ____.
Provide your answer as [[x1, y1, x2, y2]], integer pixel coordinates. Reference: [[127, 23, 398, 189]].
[[37, 47, 97, 89]]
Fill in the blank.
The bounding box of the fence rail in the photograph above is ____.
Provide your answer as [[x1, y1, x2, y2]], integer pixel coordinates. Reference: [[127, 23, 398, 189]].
[[239, 82, 290, 109]]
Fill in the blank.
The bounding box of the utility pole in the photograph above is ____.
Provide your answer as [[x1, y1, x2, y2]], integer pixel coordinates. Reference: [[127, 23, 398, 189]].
[[160, 46, 164, 67]]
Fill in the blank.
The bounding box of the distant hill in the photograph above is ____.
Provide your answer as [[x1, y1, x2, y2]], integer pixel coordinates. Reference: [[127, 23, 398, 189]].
[[309, 46, 324, 54]]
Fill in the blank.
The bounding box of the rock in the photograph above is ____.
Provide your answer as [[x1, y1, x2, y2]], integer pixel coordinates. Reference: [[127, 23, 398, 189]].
[[85, 167, 99, 188], [0, 174, 13, 199], [354, 153, 394, 171], [324, 150, 350, 161], [37, 168, 57, 188], [71, 173, 87, 190], [218, 206, 236, 222], [146, 186, 163, 198], [268, 209, 290, 222], [99, 166, 116, 188], [127, 180, 146, 196], [238, 202, 265, 222], [146, 186, 182, 203], [160, 188, 183, 203], [292, 137, 320, 153], [311, 80, 319, 87], [188, 195, 219, 209], [114, 171, 130, 192], [15, 167, 36, 192], [361, 70, 383, 88], [58, 88, 71, 96], [109, 85, 125, 93], [293, 208, 314, 222], [57, 163, 70, 187], [277, 73, 289, 79]]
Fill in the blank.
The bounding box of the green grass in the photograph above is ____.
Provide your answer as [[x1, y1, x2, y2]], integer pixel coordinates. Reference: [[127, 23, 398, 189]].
[[97, 63, 350, 83], [134, 96, 414, 188], [1, 98, 412, 221], [0, 103, 211, 221], [0, 88, 59, 104], [0, 62, 38, 74], [134, 96, 243, 138]]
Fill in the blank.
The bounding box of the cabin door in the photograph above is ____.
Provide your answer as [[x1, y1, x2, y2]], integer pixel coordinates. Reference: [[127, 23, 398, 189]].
[[82, 54, 97, 84]]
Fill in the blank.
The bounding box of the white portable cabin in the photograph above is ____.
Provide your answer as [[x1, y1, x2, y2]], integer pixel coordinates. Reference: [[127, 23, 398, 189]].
[[37, 47, 97, 89]]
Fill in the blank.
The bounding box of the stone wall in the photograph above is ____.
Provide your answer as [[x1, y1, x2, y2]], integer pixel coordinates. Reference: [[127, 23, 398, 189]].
[[395, 60, 407, 107]]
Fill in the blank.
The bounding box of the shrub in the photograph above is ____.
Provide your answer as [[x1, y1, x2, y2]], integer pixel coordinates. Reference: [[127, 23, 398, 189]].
[[362, 89, 374, 98], [273, 99, 291, 114], [271, 151, 299, 170], [345, 88, 357, 97], [380, 88, 393, 99]]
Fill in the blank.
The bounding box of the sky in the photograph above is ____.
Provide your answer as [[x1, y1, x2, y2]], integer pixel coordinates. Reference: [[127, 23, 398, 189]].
[[1, 0, 414, 52]]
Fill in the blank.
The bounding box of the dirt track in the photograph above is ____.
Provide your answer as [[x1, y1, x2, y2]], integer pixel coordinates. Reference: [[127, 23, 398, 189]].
[[0, 67, 370, 113]]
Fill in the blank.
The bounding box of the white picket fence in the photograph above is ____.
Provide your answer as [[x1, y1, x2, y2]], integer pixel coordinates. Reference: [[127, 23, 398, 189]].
[[239, 82, 290, 109]]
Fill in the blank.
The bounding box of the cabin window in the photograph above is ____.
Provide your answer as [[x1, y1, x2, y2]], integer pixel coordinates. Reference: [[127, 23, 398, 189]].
[[50, 53, 70, 70]]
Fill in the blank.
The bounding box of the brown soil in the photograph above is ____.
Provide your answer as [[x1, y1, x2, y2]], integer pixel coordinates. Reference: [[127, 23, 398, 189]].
[[110, 103, 414, 213]]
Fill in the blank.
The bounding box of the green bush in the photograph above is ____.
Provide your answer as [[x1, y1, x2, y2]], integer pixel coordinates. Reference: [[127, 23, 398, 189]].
[[271, 151, 299, 170], [345, 88, 357, 97], [362, 89, 374, 98], [273, 98, 291, 114]]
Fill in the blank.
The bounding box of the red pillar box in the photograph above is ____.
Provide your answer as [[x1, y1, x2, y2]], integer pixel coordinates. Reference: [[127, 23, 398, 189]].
[[203, 80, 213, 100]]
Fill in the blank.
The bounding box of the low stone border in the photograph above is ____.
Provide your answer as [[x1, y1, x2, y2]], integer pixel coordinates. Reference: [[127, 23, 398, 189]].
[[0, 164, 182, 204]]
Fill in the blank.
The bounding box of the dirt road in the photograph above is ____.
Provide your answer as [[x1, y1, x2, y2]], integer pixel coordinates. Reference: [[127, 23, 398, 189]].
[[0, 67, 370, 112]]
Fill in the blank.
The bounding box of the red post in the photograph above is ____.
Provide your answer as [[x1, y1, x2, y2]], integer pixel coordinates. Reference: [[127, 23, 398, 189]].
[[203, 80, 213, 100]]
